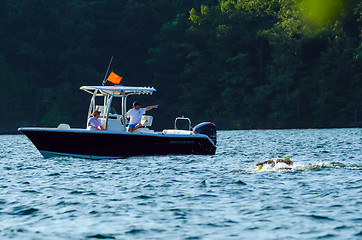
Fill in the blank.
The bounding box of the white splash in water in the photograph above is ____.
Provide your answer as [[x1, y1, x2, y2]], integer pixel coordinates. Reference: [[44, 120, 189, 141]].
[[251, 161, 362, 173]]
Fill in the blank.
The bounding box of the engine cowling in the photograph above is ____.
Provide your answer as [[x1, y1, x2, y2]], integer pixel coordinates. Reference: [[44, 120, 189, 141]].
[[193, 122, 217, 145]]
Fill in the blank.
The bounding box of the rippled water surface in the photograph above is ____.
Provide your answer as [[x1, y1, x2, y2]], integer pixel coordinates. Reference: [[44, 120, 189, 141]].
[[1, 129, 362, 239]]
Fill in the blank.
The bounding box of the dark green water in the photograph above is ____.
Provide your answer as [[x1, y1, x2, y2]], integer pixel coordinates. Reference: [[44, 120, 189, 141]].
[[1, 129, 361, 239]]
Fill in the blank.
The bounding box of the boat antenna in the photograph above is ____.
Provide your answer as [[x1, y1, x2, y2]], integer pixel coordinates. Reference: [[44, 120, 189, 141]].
[[102, 56, 114, 86]]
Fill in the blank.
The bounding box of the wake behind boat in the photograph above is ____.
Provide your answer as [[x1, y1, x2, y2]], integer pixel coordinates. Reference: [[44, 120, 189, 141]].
[[19, 85, 216, 159]]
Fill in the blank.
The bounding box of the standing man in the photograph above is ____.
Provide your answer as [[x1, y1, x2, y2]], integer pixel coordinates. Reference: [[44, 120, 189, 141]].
[[127, 101, 158, 132]]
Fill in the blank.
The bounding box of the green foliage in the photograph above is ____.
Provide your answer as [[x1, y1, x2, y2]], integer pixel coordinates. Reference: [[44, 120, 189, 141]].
[[0, 53, 35, 131], [0, 0, 361, 132]]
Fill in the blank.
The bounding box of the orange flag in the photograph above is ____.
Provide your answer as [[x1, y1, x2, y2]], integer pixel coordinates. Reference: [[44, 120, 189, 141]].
[[107, 72, 123, 84]]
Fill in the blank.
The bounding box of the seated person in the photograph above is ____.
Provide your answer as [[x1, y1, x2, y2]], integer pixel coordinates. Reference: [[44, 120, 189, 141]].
[[87, 110, 105, 130], [127, 101, 158, 132]]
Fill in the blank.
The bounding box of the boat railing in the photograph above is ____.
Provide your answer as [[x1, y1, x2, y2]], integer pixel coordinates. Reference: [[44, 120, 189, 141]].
[[174, 117, 192, 131]]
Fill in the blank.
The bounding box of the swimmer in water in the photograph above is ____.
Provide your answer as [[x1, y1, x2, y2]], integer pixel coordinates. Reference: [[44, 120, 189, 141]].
[[256, 157, 294, 169]]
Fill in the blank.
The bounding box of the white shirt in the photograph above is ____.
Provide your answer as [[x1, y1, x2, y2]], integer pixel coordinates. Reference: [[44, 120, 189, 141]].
[[87, 117, 102, 130], [127, 108, 146, 124]]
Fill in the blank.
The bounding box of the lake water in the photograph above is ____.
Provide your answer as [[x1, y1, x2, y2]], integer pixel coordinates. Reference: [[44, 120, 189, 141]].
[[1, 128, 361, 239]]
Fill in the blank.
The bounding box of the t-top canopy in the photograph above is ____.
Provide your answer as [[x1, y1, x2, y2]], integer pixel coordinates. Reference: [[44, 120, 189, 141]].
[[80, 85, 156, 96]]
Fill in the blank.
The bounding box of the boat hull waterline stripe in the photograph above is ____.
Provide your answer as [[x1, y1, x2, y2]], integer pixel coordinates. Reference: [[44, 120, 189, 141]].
[[39, 151, 120, 160]]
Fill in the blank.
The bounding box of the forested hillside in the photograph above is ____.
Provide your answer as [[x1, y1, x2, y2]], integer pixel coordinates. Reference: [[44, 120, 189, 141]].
[[0, 0, 361, 132]]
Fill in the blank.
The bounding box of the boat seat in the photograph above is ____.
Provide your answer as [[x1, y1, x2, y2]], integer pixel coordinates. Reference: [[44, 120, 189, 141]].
[[134, 128, 154, 133], [57, 123, 70, 130], [141, 115, 153, 127], [126, 116, 154, 132], [162, 129, 194, 135], [107, 118, 125, 132]]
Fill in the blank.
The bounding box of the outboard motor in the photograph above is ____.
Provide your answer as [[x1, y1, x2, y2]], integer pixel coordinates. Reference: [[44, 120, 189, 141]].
[[193, 122, 217, 145]]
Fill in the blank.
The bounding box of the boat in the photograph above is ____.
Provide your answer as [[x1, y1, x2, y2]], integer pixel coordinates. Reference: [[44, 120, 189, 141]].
[[18, 85, 216, 159]]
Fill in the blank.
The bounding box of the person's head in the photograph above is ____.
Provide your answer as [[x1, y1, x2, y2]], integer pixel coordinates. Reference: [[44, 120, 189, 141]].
[[133, 101, 141, 110], [92, 110, 101, 117]]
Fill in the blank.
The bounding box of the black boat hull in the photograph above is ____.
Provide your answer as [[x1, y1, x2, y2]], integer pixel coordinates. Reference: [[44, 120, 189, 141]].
[[18, 128, 216, 159]]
